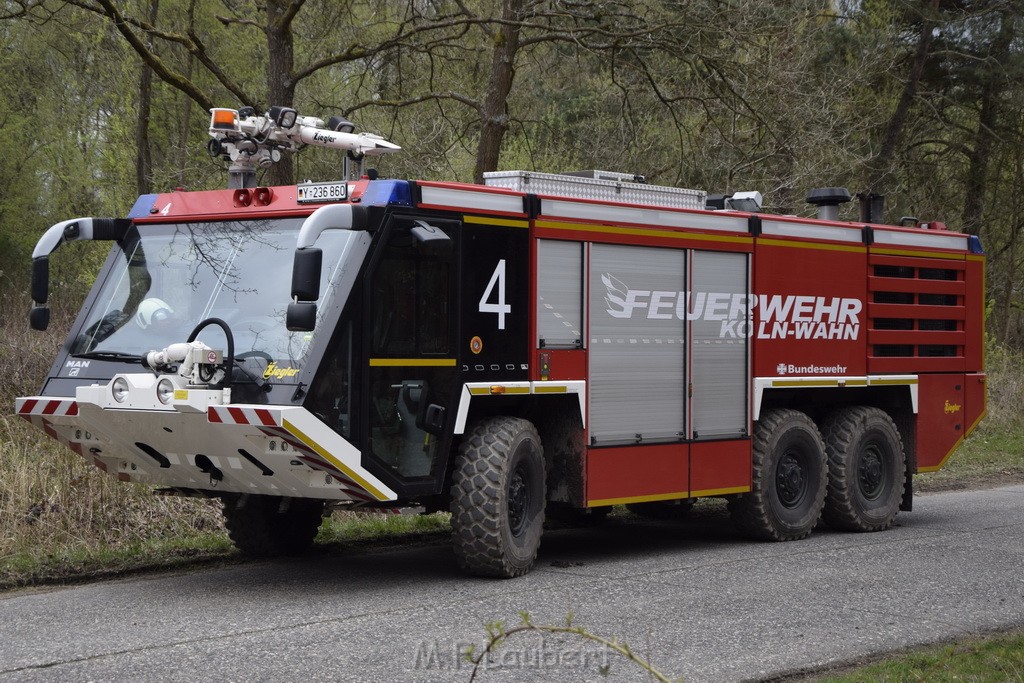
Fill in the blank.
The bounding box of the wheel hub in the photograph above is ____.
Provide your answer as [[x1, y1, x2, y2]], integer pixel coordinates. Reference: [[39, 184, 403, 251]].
[[508, 462, 530, 536], [776, 452, 807, 509], [858, 444, 885, 500]]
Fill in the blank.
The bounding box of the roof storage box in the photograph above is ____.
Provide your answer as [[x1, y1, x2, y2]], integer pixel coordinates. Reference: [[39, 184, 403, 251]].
[[483, 170, 706, 210]]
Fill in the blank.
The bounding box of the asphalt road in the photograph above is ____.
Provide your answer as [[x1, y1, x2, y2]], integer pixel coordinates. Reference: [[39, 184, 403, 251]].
[[2, 485, 1023, 682]]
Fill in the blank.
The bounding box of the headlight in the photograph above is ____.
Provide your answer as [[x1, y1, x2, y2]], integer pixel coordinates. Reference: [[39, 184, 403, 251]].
[[111, 377, 129, 403], [157, 378, 175, 405]]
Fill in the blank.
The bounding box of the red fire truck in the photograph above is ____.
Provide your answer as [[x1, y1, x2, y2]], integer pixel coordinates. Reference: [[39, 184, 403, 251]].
[[17, 106, 986, 578]]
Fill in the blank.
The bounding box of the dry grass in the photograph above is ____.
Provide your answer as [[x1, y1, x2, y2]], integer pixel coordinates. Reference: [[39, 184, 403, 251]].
[[979, 341, 1024, 430], [0, 280, 227, 584]]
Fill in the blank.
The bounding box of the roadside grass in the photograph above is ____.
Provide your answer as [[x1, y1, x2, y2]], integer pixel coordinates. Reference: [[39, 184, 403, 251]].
[[317, 510, 452, 547], [805, 627, 1024, 682]]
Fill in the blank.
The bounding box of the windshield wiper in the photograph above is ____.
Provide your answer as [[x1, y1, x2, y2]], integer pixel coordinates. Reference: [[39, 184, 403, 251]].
[[72, 351, 145, 363]]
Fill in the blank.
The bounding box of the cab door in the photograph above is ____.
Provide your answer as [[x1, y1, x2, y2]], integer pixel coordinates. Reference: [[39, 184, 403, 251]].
[[363, 215, 458, 496]]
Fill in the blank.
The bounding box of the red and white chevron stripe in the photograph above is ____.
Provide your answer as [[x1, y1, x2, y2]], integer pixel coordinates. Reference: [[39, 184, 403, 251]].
[[16, 398, 78, 418], [207, 405, 279, 427]]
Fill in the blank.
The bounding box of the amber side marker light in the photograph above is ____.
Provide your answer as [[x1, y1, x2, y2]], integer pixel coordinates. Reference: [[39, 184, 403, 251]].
[[210, 108, 239, 131]]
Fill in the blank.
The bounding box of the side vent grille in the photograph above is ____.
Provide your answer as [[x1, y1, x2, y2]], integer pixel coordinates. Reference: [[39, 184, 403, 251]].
[[868, 254, 966, 372]]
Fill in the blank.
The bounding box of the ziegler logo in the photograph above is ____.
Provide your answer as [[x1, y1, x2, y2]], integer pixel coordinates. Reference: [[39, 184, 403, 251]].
[[601, 274, 862, 340], [311, 131, 337, 144], [263, 362, 300, 380], [944, 400, 962, 414]]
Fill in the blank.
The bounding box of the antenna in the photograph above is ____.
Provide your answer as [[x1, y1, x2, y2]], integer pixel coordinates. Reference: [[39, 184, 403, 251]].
[[207, 107, 401, 189]]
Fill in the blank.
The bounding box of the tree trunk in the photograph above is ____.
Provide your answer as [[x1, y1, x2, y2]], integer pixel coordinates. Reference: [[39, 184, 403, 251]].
[[473, 0, 523, 184], [135, 0, 160, 195], [868, 0, 939, 192], [174, 0, 196, 188], [961, 10, 1015, 237], [265, 0, 297, 186]]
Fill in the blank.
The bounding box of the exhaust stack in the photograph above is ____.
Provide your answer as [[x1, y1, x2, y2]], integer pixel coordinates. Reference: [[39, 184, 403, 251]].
[[806, 187, 852, 221]]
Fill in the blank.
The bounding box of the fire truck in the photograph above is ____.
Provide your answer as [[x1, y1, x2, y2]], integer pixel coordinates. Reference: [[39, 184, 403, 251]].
[[16, 106, 986, 578]]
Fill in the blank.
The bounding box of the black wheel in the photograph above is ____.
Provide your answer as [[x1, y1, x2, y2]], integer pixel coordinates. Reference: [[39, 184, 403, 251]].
[[729, 409, 827, 541], [820, 406, 906, 532], [222, 495, 325, 556], [627, 498, 695, 520], [450, 417, 546, 578]]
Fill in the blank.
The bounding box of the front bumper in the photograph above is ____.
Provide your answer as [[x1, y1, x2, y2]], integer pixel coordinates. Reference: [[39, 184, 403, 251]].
[[16, 374, 395, 503]]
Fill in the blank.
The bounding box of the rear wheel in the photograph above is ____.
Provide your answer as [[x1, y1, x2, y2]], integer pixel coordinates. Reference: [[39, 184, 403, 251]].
[[450, 417, 546, 578], [729, 409, 827, 541], [820, 407, 906, 532], [222, 495, 325, 556]]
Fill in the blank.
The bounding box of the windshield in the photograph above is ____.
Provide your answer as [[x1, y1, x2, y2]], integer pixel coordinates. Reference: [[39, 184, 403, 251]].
[[71, 218, 358, 378]]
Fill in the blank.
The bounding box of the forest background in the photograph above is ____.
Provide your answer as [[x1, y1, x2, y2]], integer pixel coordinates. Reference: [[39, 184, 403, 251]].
[[1, 0, 1023, 583]]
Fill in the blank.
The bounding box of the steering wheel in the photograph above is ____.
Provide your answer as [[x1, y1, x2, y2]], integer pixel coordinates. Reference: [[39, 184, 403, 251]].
[[235, 350, 274, 364]]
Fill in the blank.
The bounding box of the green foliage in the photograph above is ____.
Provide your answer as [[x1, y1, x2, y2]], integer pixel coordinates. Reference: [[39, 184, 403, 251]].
[[817, 628, 1024, 682]]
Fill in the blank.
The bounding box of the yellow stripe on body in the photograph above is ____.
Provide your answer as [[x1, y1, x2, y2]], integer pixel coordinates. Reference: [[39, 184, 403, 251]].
[[689, 485, 750, 497], [587, 491, 690, 507], [535, 219, 752, 245], [586, 485, 750, 507], [282, 419, 388, 501], [369, 358, 458, 367], [758, 238, 866, 254], [463, 215, 529, 228], [468, 384, 567, 395], [871, 247, 965, 260]]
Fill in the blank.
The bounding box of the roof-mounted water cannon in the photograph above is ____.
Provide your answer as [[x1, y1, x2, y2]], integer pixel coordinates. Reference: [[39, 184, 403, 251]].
[[207, 106, 401, 189]]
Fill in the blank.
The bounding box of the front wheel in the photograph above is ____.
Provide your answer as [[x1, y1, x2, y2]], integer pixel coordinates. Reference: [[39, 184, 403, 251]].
[[729, 409, 827, 541], [222, 495, 325, 556], [820, 407, 906, 532], [450, 417, 546, 578]]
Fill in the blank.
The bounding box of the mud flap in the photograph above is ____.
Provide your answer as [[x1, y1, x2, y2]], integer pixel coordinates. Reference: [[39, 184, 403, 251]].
[[900, 468, 913, 512]]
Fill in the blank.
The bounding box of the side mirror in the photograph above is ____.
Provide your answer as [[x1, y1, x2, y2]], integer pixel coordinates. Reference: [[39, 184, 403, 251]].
[[286, 302, 317, 332], [30, 306, 50, 331], [288, 248, 322, 331], [31, 257, 49, 306], [291, 247, 323, 301]]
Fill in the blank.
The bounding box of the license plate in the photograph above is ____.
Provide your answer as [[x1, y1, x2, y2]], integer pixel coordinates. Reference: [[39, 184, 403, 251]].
[[296, 181, 348, 204]]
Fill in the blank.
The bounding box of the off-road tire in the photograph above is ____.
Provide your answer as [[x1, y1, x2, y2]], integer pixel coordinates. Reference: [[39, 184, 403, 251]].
[[729, 409, 827, 541], [820, 406, 906, 532], [627, 499, 695, 520], [450, 417, 545, 578], [223, 495, 326, 556]]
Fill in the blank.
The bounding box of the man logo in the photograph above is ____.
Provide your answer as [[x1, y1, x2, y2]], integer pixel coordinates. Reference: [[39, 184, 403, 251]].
[[777, 363, 787, 375]]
